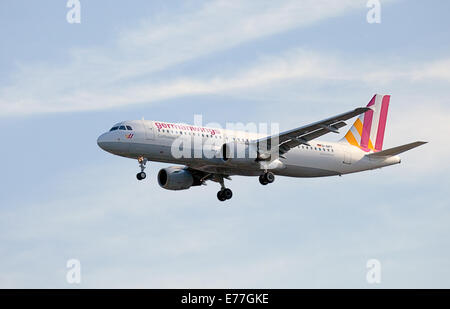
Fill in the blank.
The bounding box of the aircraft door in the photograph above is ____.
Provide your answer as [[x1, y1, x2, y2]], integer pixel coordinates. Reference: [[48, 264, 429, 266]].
[[343, 149, 352, 164], [143, 120, 155, 140]]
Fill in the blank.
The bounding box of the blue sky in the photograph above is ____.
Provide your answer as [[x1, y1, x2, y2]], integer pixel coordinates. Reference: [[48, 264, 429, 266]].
[[0, 0, 449, 288]]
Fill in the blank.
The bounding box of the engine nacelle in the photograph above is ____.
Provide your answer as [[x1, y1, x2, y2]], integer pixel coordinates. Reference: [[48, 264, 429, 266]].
[[157, 166, 195, 191]]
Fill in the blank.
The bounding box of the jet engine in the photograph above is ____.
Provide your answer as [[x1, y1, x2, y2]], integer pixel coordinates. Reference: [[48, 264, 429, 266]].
[[157, 166, 198, 191]]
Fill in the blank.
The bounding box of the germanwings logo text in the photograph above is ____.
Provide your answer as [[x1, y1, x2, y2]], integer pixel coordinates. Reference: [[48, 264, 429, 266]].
[[154, 122, 221, 136]]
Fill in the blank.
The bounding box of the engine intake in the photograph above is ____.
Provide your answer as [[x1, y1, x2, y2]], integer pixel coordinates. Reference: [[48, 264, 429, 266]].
[[157, 166, 195, 191]]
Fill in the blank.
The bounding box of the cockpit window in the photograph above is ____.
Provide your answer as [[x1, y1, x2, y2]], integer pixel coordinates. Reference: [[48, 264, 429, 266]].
[[110, 126, 119, 131], [126, 125, 133, 130], [119, 126, 126, 130]]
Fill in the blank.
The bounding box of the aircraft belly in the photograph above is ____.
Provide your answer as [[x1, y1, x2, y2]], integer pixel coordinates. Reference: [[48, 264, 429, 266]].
[[128, 141, 386, 178], [189, 148, 343, 177], [274, 165, 340, 177]]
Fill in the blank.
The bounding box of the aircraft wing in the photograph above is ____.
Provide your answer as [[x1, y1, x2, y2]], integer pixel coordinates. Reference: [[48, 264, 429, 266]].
[[256, 107, 371, 157]]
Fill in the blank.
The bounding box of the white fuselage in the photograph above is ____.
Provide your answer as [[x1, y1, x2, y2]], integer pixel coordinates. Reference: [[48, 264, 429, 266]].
[[97, 120, 401, 178]]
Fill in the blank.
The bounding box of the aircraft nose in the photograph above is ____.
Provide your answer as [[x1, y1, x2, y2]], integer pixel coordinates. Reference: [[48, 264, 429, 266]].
[[97, 133, 108, 150], [97, 132, 129, 154]]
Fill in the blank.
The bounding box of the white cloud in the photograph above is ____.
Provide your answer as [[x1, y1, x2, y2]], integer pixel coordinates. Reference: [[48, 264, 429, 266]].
[[411, 59, 450, 82], [4, 43, 450, 117], [362, 58, 450, 84], [0, 0, 384, 116], [116, 0, 368, 67]]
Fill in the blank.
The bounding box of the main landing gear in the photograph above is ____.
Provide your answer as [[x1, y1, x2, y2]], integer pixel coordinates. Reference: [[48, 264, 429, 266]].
[[136, 156, 148, 181], [259, 172, 275, 185], [217, 176, 233, 202], [217, 188, 233, 201]]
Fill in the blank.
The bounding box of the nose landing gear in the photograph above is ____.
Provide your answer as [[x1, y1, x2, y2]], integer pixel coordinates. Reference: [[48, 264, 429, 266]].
[[136, 157, 148, 181], [259, 172, 275, 185], [136, 172, 146, 180]]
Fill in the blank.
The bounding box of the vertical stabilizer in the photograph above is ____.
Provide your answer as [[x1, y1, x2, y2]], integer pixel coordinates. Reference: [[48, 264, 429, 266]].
[[341, 94, 390, 152]]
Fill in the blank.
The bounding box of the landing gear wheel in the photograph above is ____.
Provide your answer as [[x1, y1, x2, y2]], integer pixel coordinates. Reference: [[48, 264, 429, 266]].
[[217, 190, 227, 201], [136, 172, 146, 180], [216, 175, 233, 202], [217, 188, 233, 201], [259, 175, 268, 185], [223, 188, 233, 200], [266, 172, 275, 183], [259, 172, 275, 185]]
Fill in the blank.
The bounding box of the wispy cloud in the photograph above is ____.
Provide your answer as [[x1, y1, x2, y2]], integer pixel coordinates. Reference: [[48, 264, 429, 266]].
[[362, 58, 450, 84], [0, 0, 384, 116], [3, 42, 450, 116]]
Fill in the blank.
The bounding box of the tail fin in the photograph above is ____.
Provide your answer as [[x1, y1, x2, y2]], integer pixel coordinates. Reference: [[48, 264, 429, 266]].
[[341, 94, 390, 152]]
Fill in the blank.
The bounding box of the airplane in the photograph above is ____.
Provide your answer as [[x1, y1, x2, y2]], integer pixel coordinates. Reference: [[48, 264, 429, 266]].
[[97, 94, 426, 201]]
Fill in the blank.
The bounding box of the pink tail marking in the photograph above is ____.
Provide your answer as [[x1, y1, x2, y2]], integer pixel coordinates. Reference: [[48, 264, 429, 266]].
[[360, 95, 375, 151], [374, 95, 390, 151]]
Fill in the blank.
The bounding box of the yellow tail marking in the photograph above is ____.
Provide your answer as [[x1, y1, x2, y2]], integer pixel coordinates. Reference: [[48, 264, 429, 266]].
[[345, 131, 359, 147], [354, 118, 363, 137]]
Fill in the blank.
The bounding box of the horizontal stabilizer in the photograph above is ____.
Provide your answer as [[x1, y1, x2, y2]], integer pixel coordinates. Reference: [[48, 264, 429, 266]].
[[366, 141, 427, 158]]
